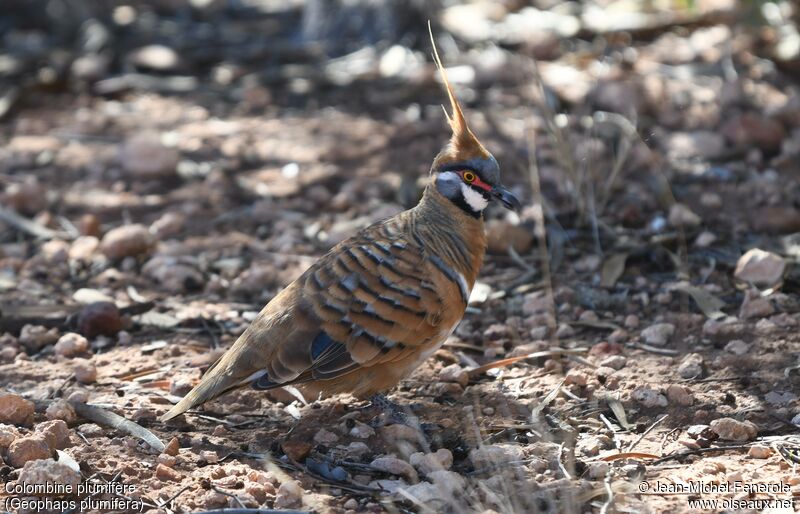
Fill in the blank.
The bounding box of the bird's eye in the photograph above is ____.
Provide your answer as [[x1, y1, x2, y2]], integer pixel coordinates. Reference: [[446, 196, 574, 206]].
[[462, 171, 476, 183]]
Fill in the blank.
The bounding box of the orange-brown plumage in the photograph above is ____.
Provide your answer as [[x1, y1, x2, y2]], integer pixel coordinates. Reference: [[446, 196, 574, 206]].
[[161, 29, 518, 422]]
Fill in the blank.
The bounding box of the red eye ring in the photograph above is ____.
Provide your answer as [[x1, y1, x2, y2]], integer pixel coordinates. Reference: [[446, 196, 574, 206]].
[[462, 171, 476, 183]]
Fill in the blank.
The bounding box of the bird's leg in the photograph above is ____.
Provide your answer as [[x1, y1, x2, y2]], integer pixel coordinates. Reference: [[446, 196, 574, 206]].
[[368, 394, 419, 427]]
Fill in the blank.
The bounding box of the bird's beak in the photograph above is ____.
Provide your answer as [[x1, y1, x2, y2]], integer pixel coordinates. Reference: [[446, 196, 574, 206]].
[[491, 184, 521, 211]]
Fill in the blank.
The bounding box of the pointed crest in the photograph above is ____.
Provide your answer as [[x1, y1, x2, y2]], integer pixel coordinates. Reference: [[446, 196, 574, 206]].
[[428, 21, 490, 161]]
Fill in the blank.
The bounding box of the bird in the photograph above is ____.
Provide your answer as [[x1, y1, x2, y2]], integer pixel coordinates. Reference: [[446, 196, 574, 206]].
[[161, 31, 520, 422]]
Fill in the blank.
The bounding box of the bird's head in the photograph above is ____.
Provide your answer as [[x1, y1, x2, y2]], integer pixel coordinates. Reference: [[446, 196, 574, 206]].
[[428, 29, 520, 218]]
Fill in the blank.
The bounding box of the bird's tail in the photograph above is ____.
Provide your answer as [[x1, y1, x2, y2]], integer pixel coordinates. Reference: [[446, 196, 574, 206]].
[[160, 346, 260, 421]]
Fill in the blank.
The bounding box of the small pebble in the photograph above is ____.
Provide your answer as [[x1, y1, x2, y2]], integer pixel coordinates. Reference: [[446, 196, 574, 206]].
[[0, 393, 35, 426], [54, 333, 90, 358], [748, 445, 772, 459], [274, 480, 304, 509], [155, 463, 181, 481], [710, 417, 758, 441], [7, 436, 51, 467], [46, 400, 77, 423], [73, 359, 97, 384]]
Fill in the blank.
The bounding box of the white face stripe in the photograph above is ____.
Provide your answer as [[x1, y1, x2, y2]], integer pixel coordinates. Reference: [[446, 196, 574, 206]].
[[460, 183, 489, 212]]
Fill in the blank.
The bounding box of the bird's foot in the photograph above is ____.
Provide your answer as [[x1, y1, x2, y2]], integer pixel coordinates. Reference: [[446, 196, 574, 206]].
[[368, 394, 421, 428], [366, 395, 441, 435]]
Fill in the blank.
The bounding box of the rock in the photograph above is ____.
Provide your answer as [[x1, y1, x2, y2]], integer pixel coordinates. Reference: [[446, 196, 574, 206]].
[[702, 318, 745, 338], [586, 461, 609, 480], [164, 437, 180, 456], [245, 481, 271, 503], [7, 436, 52, 467], [699, 193, 723, 209], [623, 315, 640, 329], [724, 339, 749, 355], [380, 424, 421, 442], [522, 292, 550, 316], [0, 423, 20, 449], [668, 203, 701, 228], [200, 450, 219, 464], [641, 323, 675, 346], [46, 400, 77, 423], [343, 498, 359, 509], [686, 424, 717, 447], [439, 363, 469, 387], [345, 442, 371, 459], [564, 369, 588, 386], [157, 452, 176, 466], [556, 323, 575, 339], [73, 359, 97, 384], [100, 224, 155, 260], [721, 113, 785, 152], [409, 449, 453, 475], [77, 302, 122, 337], [155, 463, 181, 481], [35, 420, 71, 450], [19, 324, 59, 352], [149, 212, 186, 239], [17, 458, 81, 489], [485, 219, 533, 254], [694, 231, 717, 247], [430, 469, 466, 493], [469, 444, 525, 467], [0, 393, 35, 426], [41, 240, 69, 262], [677, 353, 704, 379], [632, 387, 668, 408], [481, 324, 509, 343], [129, 45, 181, 72], [398, 481, 443, 503], [665, 131, 726, 159], [274, 480, 304, 509], [313, 428, 339, 445], [599, 355, 626, 370], [4, 180, 47, 215], [666, 384, 694, 406], [78, 214, 101, 237], [282, 440, 312, 461], [748, 445, 772, 459], [118, 132, 179, 177], [169, 378, 193, 397], [739, 289, 775, 319], [750, 207, 800, 234], [66, 391, 88, 404], [69, 235, 100, 262], [710, 417, 758, 441], [348, 421, 375, 439], [54, 333, 90, 358], [608, 329, 628, 344], [734, 249, 786, 288], [142, 256, 204, 293], [368, 479, 407, 494], [764, 391, 797, 407], [73, 288, 114, 305], [371, 456, 418, 482]]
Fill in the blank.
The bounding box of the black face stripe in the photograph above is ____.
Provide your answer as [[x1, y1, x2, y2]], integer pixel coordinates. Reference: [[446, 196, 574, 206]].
[[452, 195, 483, 218]]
